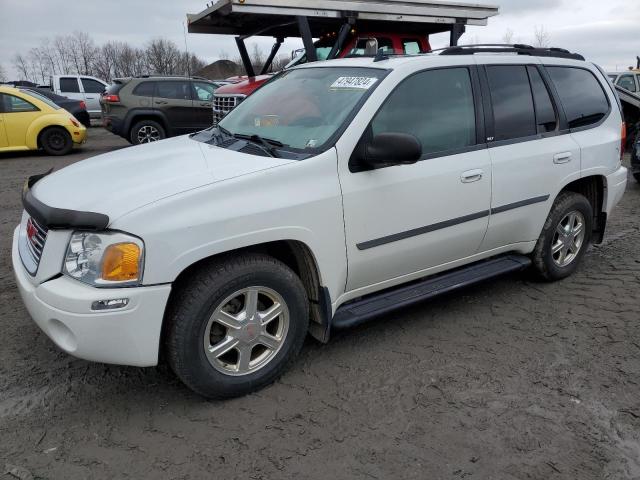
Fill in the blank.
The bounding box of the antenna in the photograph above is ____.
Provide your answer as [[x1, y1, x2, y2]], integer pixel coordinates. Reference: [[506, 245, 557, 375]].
[[183, 20, 192, 77]]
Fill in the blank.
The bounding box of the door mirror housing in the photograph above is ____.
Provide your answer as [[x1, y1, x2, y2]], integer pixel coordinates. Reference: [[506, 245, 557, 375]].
[[354, 132, 422, 170]]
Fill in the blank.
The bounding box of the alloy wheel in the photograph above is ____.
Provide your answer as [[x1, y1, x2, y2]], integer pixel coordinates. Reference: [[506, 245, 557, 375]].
[[551, 211, 586, 267], [203, 287, 289, 376], [137, 125, 161, 143]]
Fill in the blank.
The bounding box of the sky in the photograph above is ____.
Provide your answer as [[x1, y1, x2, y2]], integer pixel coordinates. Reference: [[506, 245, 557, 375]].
[[0, 0, 639, 79]]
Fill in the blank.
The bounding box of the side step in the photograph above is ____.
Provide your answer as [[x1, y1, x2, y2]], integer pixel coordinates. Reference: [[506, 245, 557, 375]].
[[332, 254, 531, 330]]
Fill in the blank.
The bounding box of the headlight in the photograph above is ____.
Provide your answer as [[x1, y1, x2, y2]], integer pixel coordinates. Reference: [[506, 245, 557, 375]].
[[64, 231, 144, 287]]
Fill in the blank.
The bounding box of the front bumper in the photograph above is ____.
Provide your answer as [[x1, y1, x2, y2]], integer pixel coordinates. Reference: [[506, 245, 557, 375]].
[[12, 227, 171, 367]]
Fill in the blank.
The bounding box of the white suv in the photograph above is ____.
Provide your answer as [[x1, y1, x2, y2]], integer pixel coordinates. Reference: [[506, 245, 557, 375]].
[[12, 46, 628, 398]]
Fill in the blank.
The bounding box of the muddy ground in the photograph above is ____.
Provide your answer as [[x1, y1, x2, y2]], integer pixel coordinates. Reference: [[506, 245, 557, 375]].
[[1, 129, 639, 479]]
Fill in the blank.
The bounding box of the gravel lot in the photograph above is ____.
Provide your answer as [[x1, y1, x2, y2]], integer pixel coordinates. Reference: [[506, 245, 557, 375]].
[[1, 128, 639, 479]]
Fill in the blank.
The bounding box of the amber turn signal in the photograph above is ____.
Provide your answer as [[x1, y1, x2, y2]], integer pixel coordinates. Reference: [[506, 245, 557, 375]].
[[101, 243, 141, 282]]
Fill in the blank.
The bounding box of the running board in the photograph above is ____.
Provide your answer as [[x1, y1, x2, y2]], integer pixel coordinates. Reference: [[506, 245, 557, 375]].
[[332, 254, 531, 330]]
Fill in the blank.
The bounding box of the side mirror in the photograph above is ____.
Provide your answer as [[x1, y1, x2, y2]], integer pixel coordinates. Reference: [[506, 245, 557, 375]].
[[357, 133, 422, 169]]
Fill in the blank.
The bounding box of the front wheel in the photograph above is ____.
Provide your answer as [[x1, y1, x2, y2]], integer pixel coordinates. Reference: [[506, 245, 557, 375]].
[[40, 127, 73, 156], [165, 254, 309, 399], [531, 192, 593, 281]]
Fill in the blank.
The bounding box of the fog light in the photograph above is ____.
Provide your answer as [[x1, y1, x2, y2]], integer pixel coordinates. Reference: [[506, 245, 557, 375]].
[[91, 298, 130, 311]]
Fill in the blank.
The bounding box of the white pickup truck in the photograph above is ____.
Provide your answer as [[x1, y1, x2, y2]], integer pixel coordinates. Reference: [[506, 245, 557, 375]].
[[13, 46, 627, 399], [49, 75, 108, 119]]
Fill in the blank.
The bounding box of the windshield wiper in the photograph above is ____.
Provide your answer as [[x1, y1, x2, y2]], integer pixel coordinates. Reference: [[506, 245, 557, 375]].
[[233, 133, 284, 158]]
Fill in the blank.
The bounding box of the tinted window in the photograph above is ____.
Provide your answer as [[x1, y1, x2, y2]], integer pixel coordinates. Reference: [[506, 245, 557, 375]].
[[547, 67, 609, 129], [155, 81, 192, 100], [527, 67, 558, 133], [616, 74, 637, 92], [371, 68, 476, 156], [487, 66, 536, 141], [402, 39, 422, 55], [105, 82, 125, 95], [132, 81, 156, 97], [82, 78, 105, 94], [0, 94, 39, 113], [59, 77, 80, 93], [193, 82, 216, 101]]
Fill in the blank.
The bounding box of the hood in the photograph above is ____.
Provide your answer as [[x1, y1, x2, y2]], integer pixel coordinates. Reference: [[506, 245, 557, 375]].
[[31, 135, 294, 224]]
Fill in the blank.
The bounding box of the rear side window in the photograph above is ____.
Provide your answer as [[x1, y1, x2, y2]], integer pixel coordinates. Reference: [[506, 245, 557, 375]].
[[486, 65, 536, 141], [155, 81, 192, 100], [59, 77, 80, 93], [132, 82, 156, 97], [547, 67, 609, 129], [527, 67, 558, 133], [616, 74, 637, 92], [82, 78, 105, 94], [371, 67, 476, 156], [0, 93, 39, 113]]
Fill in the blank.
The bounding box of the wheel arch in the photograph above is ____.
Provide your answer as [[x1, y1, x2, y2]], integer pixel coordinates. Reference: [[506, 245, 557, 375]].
[[558, 175, 607, 244], [164, 239, 331, 345], [35, 124, 70, 150]]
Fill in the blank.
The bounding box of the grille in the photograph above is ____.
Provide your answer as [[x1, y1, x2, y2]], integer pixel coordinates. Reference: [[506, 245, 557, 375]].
[[25, 216, 48, 268], [212, 95, 245, 125]]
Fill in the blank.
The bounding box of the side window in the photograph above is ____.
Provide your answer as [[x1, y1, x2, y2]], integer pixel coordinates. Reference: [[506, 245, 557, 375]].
[[81, 78, 106, 94], [59, 77, 80, 93], [370, 68, 476, 156], [350, 37, 394, 56], [616, 74, 637, 92], [2, 94, 39, 113], [486, 65, 536, 141], [547, 67, 610, 129], [402, 39, 422, 55], [155, 81, 192, 100], [193, 82, 216, 101], [527, 67, 558, 133], [132, 82, 156, 97]]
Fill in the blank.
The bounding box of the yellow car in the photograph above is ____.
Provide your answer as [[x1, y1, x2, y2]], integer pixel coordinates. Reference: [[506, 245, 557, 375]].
[[0, 86, 86, 156]]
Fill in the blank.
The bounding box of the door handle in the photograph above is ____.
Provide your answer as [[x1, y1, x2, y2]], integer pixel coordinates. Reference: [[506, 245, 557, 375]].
[[554, 152, 573, 164], [200, 102, 212, 107], [461, 169, 484, 183], [155, 100, 168, 105]]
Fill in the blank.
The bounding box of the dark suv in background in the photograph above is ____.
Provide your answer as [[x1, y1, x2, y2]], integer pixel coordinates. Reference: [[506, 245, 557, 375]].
[[101, 76, 224, 144]]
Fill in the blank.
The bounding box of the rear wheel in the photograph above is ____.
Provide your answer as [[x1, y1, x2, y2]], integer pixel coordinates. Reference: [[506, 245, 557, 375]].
[[130, 120, 165, 145], [532, 192, 593, 281], [165, 254, 309, 399], [40, 127, 73, 156]]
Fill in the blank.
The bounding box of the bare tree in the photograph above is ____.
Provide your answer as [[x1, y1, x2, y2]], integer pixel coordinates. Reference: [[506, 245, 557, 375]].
[[502, 29, 514, 45], [0, 64, 6, 83], [53, 35, 75, 74], [12, 54, 31, 81], [146, 38, 181, 75], [533, 25, 551, 48], [73, 31, 97, 75]]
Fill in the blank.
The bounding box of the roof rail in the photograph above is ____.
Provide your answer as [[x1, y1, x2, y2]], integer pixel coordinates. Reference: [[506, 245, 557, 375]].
[[435, 44, 585, 61], [134, 74, 213, 81]]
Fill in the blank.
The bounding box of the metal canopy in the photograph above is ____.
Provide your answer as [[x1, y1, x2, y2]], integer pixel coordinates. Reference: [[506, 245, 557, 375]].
[[187, 0, 499, 37]]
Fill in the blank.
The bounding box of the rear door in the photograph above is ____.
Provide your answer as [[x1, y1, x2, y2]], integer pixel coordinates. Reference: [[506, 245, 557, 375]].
[[80, 77, 107, 116], [191, 81, 217, 128], [154, 81, 195, 134], [58, 77, 84, 103], [480, 63, 581, 251]]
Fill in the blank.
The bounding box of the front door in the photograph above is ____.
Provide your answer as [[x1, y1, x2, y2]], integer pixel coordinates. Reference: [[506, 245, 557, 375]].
[[80, 77, 107, 116], [0, 93, 40, 148], [154, 81, 195, 134], [192, 81, 217, 128], [0, 113, 8, 148], [338, 67, 492, 292]]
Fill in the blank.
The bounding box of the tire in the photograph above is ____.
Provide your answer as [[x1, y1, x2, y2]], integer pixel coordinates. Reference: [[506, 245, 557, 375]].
[[531, 192, 593, 281], [130, 119, 166, 145], [40, 127, 73, 156], [165, 254, 309, 399], [634, 173, 640, 183]]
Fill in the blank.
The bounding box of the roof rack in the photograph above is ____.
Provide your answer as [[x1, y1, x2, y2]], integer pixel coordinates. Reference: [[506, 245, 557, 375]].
[[435, 44, 585, 61], [134, 75, 212, 81]]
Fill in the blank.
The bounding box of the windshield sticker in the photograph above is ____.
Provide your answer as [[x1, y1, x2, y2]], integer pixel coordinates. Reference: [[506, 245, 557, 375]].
[[254, 115, 279, 128], [330, 77, 378, 90], [305, 139, 318, 148]]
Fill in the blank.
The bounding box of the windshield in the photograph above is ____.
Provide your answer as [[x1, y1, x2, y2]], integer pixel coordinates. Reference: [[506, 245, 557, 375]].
[[218, 67, 386, 151], [19, 89, 61, 110]]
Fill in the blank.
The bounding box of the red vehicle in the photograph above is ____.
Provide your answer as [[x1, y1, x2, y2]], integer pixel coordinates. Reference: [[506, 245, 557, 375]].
[[187, 0, 499, 123]]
